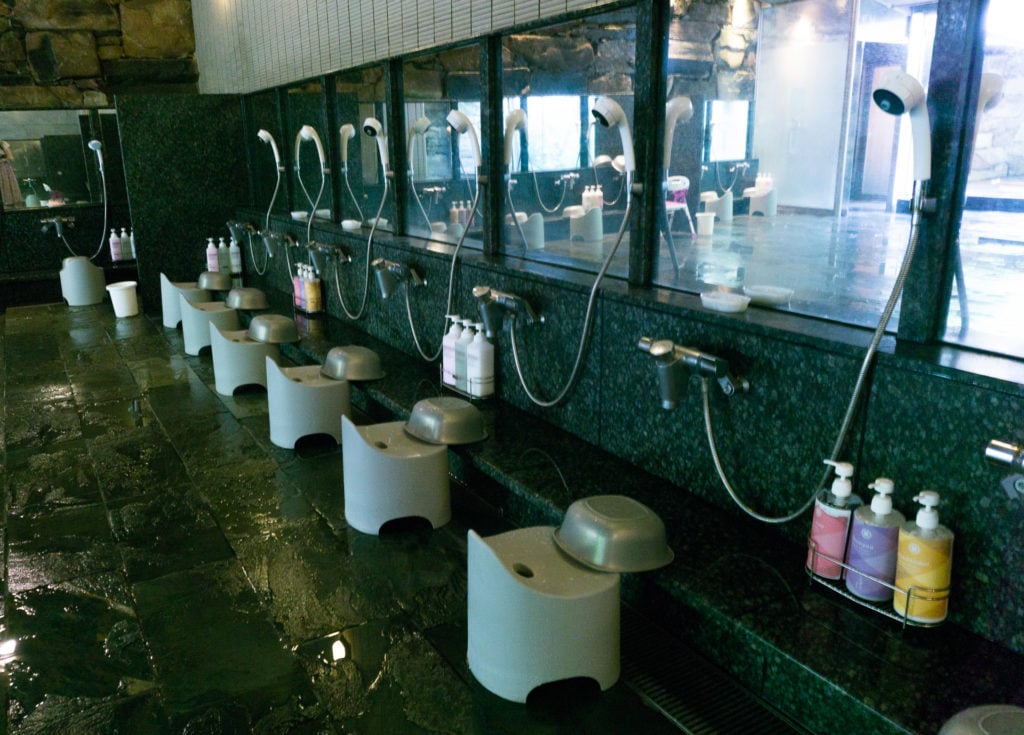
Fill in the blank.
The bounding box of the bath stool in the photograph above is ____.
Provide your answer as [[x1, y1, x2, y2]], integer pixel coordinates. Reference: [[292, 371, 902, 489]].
[[341, 416, 450, 534], [59, 256, 106, 306], [266, 356, 350, 449], [700, 189, 734, 223], [744, 186, 777, 217], [180, 297, 239, 356], [160, 272, 211, 328], [467, 526, 620, 702], [209, 325, 280, 396]]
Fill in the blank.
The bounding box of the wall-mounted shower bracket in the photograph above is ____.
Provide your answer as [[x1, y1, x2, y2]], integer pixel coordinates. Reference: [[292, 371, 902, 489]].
[[40, 215, 75, 235]]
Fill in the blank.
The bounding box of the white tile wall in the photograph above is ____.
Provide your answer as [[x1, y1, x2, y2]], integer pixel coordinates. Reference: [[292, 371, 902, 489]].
[[193, 0, 618, 94]]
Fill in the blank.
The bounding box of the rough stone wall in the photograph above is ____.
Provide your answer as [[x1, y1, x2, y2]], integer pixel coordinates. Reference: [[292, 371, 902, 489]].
[[0, 0, 197, 110]]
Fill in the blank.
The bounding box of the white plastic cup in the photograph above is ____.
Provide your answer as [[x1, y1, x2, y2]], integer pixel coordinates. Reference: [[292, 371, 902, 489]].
[[696, 212, 715, 238], [106, 281, 139, 317]]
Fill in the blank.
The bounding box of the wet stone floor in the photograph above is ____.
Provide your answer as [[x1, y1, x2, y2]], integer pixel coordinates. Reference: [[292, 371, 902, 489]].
[[0, 303, 680, 734]]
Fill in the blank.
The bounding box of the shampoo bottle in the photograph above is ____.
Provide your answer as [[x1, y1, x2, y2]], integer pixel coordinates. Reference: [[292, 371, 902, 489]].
[[893, 491, 953, 623], [845, 477, 904, 601], [806, 459, 861, 580], [292, 265, 303, 310], [304, 266, 321, 313], [229, 238, 242, 275], [466, 323, 494, 397], [218, 237, 230, 272], [441, 315, 462, 387], [206, 237, 219, 271], [109, 228, 122, 261], [129, 228, 136, 259], [454, 319, 475, 393]]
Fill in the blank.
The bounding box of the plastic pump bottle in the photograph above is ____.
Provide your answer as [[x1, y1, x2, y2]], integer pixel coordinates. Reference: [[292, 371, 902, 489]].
[[129, 228, 137, 259], [455, 319, 475, 393], [845, 477, 904, 601], [206, 237, 219, 271], [217, 237, 230, 272], [229, 238, 242, 275], [441, 315, 462, 387], [466, 322, 494, 397], [806, 459, 861, 580], [893, 491, 954, 623], [109, 228, 122, 261]]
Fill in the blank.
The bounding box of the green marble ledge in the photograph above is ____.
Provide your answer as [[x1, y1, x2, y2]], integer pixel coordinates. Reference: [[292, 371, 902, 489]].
[[235, 289, 1024, 735]]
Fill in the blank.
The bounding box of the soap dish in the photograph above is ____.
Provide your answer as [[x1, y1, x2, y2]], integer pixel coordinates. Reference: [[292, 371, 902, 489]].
[[744, 285, 793, 306], [700, 291, 750, 313]]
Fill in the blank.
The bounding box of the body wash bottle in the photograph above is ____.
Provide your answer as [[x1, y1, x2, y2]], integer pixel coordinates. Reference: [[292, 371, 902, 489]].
[[893, 491, 953, 623], [441, 315, 462, 387], [845, 477, 904, 601], [806, 459, 861, 579]]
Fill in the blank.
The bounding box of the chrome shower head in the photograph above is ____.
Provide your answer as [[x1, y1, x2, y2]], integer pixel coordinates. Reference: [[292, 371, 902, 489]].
[[87, 139, 104, 174]]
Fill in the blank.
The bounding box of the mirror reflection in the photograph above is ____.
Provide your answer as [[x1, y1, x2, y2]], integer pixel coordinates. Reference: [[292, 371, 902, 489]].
[[657, 0, 938, 331], [402, 44, 482, 246], [501, 8, 636, 278], [0, 109, 118, 210], [334, 64, 391, 231], [286, 79, 333, 224]]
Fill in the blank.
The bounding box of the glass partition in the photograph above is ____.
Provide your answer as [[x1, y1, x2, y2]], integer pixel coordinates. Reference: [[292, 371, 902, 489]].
[[0, 109, 120, 210], [333, 64, 391, 230], [401, 44, 482, 246], [285, 79, 333, 224], [500, 7, 636, 277], [657, 0, 937, 332]]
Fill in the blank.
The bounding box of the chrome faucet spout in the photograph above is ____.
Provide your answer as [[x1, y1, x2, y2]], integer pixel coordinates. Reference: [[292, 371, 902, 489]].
[[638, 336, 748, 407]]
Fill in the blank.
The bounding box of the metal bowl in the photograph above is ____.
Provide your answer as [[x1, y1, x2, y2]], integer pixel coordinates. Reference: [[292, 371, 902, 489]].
[[403, 396, 487, 445], [225, 287, 269, 310], [321, 345, 383, 381], [197, 271, 233, 291], [553, 495, 674, 573], [247, 314, 299, 344]]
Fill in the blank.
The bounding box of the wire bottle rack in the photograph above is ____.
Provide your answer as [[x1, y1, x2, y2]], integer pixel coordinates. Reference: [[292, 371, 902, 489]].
[[806, 539, 950, 629]]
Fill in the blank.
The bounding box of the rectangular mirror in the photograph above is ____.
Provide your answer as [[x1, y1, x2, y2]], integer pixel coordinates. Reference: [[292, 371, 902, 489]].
[[245, 89, 287, 228], [285, 79, 333, 224], [402, 43, 482, 246], [500, 6, 636, 278], [1, 109, 120, 210], [334, 64, 390, 230]]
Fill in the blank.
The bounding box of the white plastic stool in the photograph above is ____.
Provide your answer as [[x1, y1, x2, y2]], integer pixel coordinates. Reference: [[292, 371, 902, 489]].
[[160, 272, 211, 328], [467, 526, 620, 703], [266, 357, 351, 448], [209, 325, 280, 396], [59, 256, 106, 306], [700, 189, 733, 223], [180, 297, 239, 356], [341, 416, 450, 535], [744, 186, 777, 216]]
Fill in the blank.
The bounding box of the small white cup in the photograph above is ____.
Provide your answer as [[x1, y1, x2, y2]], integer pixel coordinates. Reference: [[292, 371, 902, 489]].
[[696, 212, 715, 238]]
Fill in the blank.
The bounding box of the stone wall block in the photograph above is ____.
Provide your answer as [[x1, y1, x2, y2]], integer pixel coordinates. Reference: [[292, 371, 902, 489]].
[[0, 82, 83, 109], [14, 0, 119, 32], [26, 30, 101, 82], [0, 30, 25, 62], [121, 0, 195, 58]]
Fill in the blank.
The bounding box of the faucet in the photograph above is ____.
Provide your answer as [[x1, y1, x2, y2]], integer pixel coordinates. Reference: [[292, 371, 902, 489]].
[[372, 258, 424, 299], [985, 439, 1024, 470], [40, 215, 74, 238], [637, 336, 748, 408], [472, 285, 541, 338]]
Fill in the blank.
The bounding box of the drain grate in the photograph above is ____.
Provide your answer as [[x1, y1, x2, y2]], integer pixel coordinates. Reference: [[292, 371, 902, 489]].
[[620, 606, 811, 735]]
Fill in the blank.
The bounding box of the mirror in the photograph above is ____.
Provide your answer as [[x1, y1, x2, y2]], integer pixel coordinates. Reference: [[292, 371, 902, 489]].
[[658, 0, 938, 331], [402, 43, 482, 246], [245, 89, 287, 227], [500, 7, 636, 278], [285, 79, 333, 224], [0, 109, 121, 210], [334, 64, 390, 230]]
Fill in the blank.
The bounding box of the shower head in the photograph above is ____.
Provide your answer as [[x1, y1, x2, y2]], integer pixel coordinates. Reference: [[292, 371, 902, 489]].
[[257, 128, 282, 170], [446, 108, 482, 169], [663, 96, 693, 167], [297, 125, 327, 167], [87, 139, 104, 173], [978, 72, 1004, 114], [503, 109, 527, 168], [872, 69, 931, 181], [339, 123, 356, 164], [591, 97, 635, 174], [472, 285, 540, 338], [363, 117, 390, 173]]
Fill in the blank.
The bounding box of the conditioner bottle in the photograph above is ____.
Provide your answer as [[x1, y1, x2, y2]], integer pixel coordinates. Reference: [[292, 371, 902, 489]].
[[893, 491, 953, 623], [845, 477, 904, 601]]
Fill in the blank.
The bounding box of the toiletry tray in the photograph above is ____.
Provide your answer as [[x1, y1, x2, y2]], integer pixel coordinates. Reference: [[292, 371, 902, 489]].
[[438, 365, 493, 403], [806, 540, 950, 629]]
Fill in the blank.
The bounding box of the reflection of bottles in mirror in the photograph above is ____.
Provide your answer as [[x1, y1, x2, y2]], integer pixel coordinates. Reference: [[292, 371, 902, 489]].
[[129, 228, 137, 259]]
